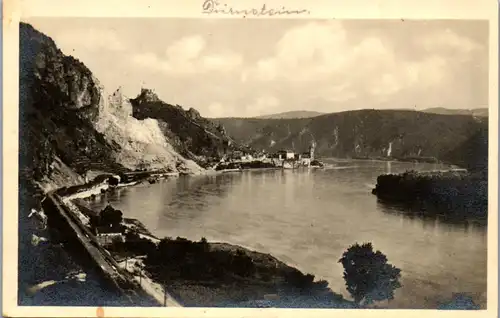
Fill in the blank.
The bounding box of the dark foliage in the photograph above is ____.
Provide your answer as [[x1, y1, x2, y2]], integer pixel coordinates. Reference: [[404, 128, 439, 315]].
[[89, 205, 124, 232], [99, 205, 123, 227], [338, 242, 401, 305], [240, 161, 277, 169], [215, 162, 241, 171], [437, 293, 481, 310], [373, 170, 487, 221], [109, 235, 323, 293], [443, 125, 488, 174]]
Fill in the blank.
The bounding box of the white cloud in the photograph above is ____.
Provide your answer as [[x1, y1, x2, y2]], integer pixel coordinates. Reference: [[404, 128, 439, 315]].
[[202, 52, 243, 72], [207, 102, 225, 117], [54, 28, 125, 52], [245, 96, 280, 117], [131, 35, 243, 76], [166, 35, 205, 61], [418, 29, 481, 53], [243, 21, 481, 101]]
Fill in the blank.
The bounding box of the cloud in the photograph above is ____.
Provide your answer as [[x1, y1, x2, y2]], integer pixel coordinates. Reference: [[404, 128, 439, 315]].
[[131, 35, 243, 76], [166, 35, 205, 61], [245, 96, 280, 117], [207, 102, 225, 117], [418, 29, 482, 53], [243, 21, 484, 102], [202, 52, 243, 72], [206, 96, 280, 118], [31, 18, 485, 116], [54, 28, 125, 52]]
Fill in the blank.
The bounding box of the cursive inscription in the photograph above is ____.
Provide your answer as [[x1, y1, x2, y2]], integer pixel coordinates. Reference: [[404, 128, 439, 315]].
[[202, 0, 310, 16]]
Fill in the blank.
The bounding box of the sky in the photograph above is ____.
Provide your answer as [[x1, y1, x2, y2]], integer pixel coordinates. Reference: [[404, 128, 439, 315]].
[[25, 18, 489, 118]]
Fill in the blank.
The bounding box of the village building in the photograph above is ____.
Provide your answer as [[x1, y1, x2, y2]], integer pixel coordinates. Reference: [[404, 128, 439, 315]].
[[275, 150, 295, 160], [95, 226, 124, 246]]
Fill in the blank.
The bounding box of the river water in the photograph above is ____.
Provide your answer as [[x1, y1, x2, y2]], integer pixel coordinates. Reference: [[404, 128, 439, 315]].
[[87, 159, 487, 309]]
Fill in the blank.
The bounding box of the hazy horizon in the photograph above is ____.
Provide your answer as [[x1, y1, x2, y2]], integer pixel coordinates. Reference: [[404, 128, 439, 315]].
[[24, 18, 488, 118]]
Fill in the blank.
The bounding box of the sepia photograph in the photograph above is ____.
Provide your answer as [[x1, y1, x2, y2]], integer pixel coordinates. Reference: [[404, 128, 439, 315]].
[[3, 0, 498, 317]]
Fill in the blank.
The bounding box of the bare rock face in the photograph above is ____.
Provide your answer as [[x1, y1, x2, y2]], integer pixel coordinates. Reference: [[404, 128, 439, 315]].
[[20, 22, 121, 181], [31, 36, 101, 120], [19, 22, 203, 182], [107, 87, 133, 118], [129, 90, 244, 167]]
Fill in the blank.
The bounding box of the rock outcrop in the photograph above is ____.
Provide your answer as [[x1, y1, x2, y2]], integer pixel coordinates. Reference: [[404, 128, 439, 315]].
[[20, 22, 123, 188], [130, 88, 243, 167], [19, 22, 205, 187]]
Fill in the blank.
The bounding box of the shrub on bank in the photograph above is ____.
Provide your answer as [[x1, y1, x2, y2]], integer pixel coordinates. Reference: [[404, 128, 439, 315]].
[[108, 235, 324, 293], [239, 161, 276, 169]]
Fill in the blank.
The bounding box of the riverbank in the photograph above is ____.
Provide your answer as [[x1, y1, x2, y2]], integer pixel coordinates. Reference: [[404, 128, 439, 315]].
[[103, 230, 355, 308], [38, 169, 353, 308], [372, 169, 487, 223]]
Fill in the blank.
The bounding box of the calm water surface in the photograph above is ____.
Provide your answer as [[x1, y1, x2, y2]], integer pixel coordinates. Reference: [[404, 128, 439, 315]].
[[88, 160, 487, 308]]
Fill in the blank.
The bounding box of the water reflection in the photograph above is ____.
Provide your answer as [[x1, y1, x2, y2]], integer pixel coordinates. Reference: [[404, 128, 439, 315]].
[[377, 200, 486, 235], [376, 198, 488, 228], [86, 160, 487, 308]]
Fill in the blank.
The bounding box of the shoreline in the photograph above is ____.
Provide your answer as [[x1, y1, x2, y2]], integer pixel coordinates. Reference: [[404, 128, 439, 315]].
[[28, 159, 483, 308], [44, 169, 354, 308]]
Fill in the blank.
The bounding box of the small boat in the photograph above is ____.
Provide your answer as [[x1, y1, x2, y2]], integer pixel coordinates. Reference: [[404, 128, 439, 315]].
[[310, 159, 324, 168], [282, 161, 293, 169]]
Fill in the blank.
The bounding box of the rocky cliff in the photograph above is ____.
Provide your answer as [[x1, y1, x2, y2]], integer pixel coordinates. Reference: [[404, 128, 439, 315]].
[[19, 22, 205, 192], [20, 22, 122, 190], [213, 110, 488, 169], [130, 89, 243, 167]]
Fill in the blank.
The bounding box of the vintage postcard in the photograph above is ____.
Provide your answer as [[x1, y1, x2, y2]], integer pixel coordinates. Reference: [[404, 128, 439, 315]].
[[2, 0, 498, 317]]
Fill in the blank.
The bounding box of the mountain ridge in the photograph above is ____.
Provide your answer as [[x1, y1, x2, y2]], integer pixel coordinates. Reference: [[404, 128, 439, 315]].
[[212, 107, 488, 120], [212, 109, 488, 170], [254, 110, 325, 119]]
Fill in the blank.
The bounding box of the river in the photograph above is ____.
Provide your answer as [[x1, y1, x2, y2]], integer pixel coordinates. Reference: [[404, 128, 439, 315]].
[[87, 159, 488, 309]]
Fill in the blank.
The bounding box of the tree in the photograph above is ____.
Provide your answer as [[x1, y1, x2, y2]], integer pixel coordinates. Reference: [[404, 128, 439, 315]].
[[99, 205, 123, 228], [338, 242, 401, 306]]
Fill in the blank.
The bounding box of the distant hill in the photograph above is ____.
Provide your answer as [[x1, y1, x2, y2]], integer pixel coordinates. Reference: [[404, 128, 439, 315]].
[[256, 111, 324, 119], [421, 107, 488, 117], [212, 109, 488, 169]]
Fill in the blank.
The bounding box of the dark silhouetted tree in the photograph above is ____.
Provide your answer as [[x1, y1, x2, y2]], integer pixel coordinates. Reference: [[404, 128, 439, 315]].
[[338, 242, 401, 306], [99, 205, 123, 228]]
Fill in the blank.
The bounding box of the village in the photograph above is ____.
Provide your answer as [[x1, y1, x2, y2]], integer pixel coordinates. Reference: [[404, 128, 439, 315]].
[[214, 141, 324, 171]]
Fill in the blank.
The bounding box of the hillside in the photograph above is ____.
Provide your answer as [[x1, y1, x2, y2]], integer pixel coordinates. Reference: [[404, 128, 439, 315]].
[[443, 124, 488, 174], [19, 21, 231, 303], [255, 110, 324, 119], [212, 110, 488, 169], [19, 22, 126, 190], [19, 22, 222, 192], [129, 89, 245, 167]]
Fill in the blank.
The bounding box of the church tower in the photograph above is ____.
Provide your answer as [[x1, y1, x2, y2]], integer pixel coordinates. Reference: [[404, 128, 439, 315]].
[[309, 141, 316, 161]]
